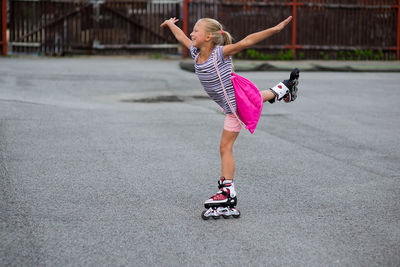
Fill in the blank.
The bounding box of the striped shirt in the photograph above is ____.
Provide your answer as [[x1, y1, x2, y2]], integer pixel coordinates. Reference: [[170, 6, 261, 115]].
[[190, 44, 236, 114]]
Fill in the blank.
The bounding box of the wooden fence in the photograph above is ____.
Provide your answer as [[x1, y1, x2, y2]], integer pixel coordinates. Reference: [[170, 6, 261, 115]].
[[8, 0, 182, 55], [1, 0, 6, 55], [3, 0, 400, 59], [184, 0, 400, 60]]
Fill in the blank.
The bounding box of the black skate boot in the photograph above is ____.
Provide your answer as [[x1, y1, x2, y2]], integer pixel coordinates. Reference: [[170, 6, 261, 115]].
[[269, 68, 300, 103], [201, 177, 240, 220]]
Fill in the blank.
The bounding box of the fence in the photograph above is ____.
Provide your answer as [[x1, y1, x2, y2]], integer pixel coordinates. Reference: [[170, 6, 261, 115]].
[[3, 0, 400, 59], [184, 0, 400, 60], [8, 0, 182, 55], [1, 0, 6, 56]]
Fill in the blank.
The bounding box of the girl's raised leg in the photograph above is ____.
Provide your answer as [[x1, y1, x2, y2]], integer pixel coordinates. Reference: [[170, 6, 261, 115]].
[[261, 89, 276, 103]]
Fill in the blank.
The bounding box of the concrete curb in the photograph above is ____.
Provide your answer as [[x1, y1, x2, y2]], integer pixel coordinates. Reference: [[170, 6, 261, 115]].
[[179, 60, 400, 72]]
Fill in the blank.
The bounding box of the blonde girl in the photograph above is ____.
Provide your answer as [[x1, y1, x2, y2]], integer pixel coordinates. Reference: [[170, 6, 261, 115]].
[[161, 16, 299, 219]]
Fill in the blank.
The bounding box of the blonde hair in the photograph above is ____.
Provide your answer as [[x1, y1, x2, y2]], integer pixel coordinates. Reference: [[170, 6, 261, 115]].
[[199, 18, 233, 46]]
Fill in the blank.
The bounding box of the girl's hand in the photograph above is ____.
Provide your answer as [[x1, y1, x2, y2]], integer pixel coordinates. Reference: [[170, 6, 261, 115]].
[[160, 17, 191, 49], [160, 17, 179, 28], [274, 16, 292, 32]]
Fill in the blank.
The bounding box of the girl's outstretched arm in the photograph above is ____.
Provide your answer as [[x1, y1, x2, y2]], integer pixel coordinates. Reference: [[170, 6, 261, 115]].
[[160, 17, 191, 50], [223, 16, 292, 57]]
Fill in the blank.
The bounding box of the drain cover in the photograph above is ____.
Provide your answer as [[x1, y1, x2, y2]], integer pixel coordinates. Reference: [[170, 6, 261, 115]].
[[121, 95, 184, 103]]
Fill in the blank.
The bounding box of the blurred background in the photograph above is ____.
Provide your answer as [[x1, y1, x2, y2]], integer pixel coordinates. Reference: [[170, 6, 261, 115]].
[[1, 0, 399, 60]]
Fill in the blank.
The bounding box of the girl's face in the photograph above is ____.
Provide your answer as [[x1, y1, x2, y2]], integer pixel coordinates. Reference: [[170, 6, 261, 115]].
[[190, 20, 211, 48]]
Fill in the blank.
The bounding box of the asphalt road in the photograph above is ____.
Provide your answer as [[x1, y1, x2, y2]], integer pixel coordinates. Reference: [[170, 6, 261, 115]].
[[1, 57, 399, 266]]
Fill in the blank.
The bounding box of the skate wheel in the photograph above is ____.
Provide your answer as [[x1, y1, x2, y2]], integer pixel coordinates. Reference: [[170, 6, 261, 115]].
[[223, 215, 230, 219], [232, 209, 240, 218], [290, 68, 300, 80], [201, 210, 210, 220], [283, 93, 291, 103]]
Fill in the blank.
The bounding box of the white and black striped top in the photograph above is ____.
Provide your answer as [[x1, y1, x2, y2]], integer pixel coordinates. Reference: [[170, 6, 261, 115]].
[[190, 44, 237, 114]]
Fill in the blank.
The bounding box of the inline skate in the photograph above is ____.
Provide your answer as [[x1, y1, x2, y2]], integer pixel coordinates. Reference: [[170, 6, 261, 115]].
[[269, 68, 300, 103], [201, 177, 240, 220]]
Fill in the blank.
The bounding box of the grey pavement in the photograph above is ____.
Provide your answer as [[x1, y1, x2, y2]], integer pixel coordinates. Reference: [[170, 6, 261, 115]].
[[0, 57, 400, 266]]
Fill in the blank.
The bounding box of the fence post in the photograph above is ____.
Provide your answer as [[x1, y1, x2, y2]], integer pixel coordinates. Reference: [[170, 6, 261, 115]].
[[397, 0, 400, 59], [1, 0, 6, 56], [286, 0, 304, 59], [182, 0, 189, 58]]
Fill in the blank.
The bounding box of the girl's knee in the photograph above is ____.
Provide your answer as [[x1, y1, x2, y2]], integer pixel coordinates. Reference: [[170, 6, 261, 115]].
[[220, 129, 238, 154], [220, 142, 233, 155]]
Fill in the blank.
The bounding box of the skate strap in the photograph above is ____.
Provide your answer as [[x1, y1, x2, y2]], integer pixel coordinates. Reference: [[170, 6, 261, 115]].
[[218, 183, 232, 189], [270, 82, 289, 99]]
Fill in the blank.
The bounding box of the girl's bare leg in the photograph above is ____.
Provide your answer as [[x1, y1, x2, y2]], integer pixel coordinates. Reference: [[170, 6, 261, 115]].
[[261, 89, 276, 103], [220, 129, 240, 180], [219, 88, 276, 180]]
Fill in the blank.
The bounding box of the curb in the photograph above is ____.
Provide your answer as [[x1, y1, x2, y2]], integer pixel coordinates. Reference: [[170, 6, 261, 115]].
[[179, 61, 400, 72]]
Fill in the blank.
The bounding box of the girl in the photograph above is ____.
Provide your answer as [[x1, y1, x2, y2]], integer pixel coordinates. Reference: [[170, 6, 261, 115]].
[[160, 16, 299, 219]]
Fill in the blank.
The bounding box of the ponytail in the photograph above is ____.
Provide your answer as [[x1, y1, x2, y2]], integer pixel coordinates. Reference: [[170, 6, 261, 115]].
[[221, 30, 233, 46]]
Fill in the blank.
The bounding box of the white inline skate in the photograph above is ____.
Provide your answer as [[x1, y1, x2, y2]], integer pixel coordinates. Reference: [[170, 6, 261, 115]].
[[269, 68, 300, 103], [201, 177, 240, 220]]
